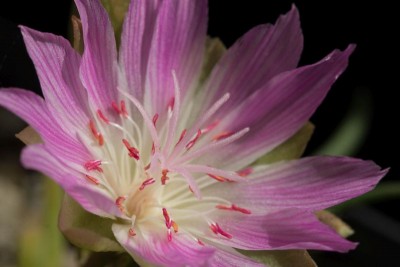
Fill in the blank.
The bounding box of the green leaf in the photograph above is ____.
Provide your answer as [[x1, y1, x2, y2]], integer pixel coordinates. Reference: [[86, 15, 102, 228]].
[[254, 122, 314, 165], [58, 194, 123, 252], [240, 250, 317, 267], [312, 88, 372, 156]]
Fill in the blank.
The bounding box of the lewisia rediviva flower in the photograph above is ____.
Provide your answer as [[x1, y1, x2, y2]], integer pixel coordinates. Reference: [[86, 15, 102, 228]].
[[0, 0, 387, 266]]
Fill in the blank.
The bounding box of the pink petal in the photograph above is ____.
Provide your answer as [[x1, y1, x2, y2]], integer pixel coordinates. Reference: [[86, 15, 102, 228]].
[[20, 26, 89, 133], [21, 144, 121, 218], [119, 0, 160, 101], [146, 0, 207, 114], [75, 0, 118, 111], [202, 5, 303, 115], [206, 156, 386, 211], [211, 209, 356, 252], [208, 45, 356, 169], [0, 88, 90, 165], [112, 224, 215, 267]]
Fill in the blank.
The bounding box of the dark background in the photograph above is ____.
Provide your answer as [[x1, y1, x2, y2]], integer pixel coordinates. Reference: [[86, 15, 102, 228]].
[[0, 1, 398, 266]]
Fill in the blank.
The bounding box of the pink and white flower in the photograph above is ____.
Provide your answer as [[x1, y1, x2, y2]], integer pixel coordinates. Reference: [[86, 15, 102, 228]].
[[0, 0, 386, 266]]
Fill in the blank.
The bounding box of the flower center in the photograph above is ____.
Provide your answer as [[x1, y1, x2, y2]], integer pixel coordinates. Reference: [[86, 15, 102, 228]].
[[80, 73, 252, 241]]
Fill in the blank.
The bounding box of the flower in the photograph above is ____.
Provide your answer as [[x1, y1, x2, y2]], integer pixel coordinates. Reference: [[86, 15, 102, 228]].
[[0, 0, 387, 266]]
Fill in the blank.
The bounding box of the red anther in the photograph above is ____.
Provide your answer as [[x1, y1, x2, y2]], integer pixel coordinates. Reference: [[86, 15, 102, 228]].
[[171, 221, 178, 233], [144, 163, 151, 171], [210, 223, 218, 234], [122, 139, 140, 160], [207, 173, 227, 182], [212, 131, 233, 141], [167, 97, 175, 111], [185, 129, 202, 149], [216, 204, 251, 215], [188, 186, 194, 193], [202, 120, 219, 134], [116, 196, 126, 213], [97, 109, 109, 124], [115, 196, 126, 206], [237, 167, 253, 177], [176, 129, 187, 145], [128, 228, 136, 237], [152, 113, 159, 126], [84, 160, 103, 172], [97, 134, 104, 146], [162, 208, 171, 228], [139, 178, 155, 190], [197, 239, 205, 246], [167, 229, 172, 242], [89, 120, 104, 146], [232, 204, 252, 214], [161, 169, 169, 185], [210, 223, 232, 239], [120, 100, 128, 116], [89, 120, 98, 136], [151, 142, 155, 155], [85, 175, 100, 185], [111, 101, 121, 114]]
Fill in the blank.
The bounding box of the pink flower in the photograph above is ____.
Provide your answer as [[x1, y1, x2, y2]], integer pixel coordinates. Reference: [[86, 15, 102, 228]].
[[0, 1, 387, 266]]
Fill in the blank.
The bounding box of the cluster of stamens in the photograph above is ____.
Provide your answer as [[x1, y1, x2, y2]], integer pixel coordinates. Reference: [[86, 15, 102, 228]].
[[80, 77, 253, 245]]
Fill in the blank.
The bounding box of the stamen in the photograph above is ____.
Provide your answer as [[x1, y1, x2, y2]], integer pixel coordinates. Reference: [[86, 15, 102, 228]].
[[89, 120, 104, 146], [119, 89, 161, 149], [167, 97, 175, 111], [167, 229, 172, 241], [237, 167, 253, 177], [177, 128, 249, 165], [84, 160, 103, 172], [216, 204, 252, 214], [210, 223, 232, 239], [97, 109, 109, 124], [144, 163, 151, 171], [128, 228, 136, 237], [112, 101, 121, 114], [122, 139, 140, 160], [152, 113, 159, 127], [120, 100, 128, 116], [171, 221, 178, 233], [197, 239, 205, 246], [185, 129, 202, 150], [116, 196, 126, 213], [170, 93, 230, 158], [85, 174, 100, 185], [212, 131, 233, 141], [161, 169, 169, 185], [139, 178, 155, 190], [162, 208, 171, 228], [201, 120, 219, 134], [176, 129, 187, 146], [208, 173, 228, 182]]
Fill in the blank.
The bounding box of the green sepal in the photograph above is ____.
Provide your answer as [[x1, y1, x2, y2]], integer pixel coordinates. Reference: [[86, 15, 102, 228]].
[[100, 0, 130, 46], [240, 250, 317, 267], [254, 122, 315, 165], [58, 193, 123, 252]]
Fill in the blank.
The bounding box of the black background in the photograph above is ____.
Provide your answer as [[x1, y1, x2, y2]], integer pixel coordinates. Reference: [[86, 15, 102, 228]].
[[0, 1, 398, 266]]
